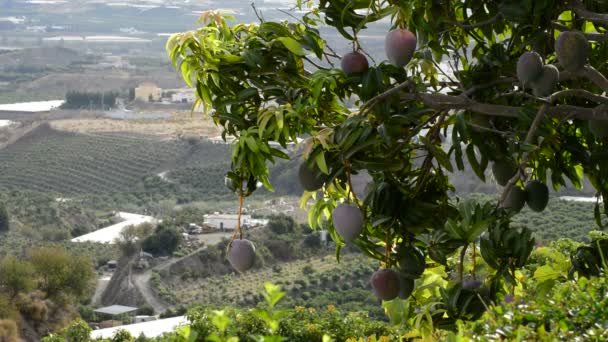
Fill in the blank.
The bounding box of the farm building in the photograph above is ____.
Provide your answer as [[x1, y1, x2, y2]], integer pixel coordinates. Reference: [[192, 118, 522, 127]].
[[169, 88, 196, 103], [204, 213, 253, 231], [134, 82, 162, 102]]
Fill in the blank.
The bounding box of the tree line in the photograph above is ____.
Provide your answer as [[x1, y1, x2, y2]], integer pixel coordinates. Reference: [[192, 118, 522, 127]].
[[61, 91, 118, 110]]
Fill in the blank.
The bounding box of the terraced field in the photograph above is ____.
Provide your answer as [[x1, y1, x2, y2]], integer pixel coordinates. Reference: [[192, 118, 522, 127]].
[[0, 124, 212, 194], [159, 254, 377, 307]]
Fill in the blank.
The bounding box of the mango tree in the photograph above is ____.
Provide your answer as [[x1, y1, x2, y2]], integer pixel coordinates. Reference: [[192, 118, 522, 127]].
[[167, 0, 608, 333]]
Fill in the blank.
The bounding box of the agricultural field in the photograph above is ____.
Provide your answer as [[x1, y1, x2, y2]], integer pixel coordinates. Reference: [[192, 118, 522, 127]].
[[467, 193, 599, 243], [0, 123, 232, 195], [158, 253, 382, 316], [50, 116, 221, 139], [0, 124, 184, 194]]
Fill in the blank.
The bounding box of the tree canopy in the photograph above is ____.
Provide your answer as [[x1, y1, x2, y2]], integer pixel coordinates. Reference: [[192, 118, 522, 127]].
[[168, 0, 608, 329]]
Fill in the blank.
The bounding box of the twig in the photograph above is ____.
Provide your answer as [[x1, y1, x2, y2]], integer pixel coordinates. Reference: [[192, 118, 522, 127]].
[[359, 80, 416, 115], [459, 244, 468, 282], [495, 90, 548, 103], [345, 163, 363, 211], [498, 103, 549, 207], [449, 13, 502, 30], [472, 242, 477, 280], [230, 187, 244, 241], [462, 77, 516, 97], [467, 122, 512, 136], [250, 2, 264, 23], [385, 229, 390, 267]]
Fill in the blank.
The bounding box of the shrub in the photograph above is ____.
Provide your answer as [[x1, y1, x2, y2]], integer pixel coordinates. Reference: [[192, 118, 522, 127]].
[[17, 292, 48, 322], [142, 224, 182, 256], [138, 305, 154, 316], [0, 320, 18, 342]]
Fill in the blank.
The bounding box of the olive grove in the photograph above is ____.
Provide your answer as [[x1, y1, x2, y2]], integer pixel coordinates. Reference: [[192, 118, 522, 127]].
[[167, 0, 608, 330]]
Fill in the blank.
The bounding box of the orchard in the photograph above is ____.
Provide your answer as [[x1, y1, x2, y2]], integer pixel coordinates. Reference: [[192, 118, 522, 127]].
[[168, 0, 608, 332]]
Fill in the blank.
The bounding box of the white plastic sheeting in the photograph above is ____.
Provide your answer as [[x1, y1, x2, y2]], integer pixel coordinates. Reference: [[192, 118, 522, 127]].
[[71, 212, 156, 244], [0, 100, 64, 112], [90, 316, 188, 339]]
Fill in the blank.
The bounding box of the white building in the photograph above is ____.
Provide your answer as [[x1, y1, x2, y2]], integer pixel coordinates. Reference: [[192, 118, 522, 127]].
[[170, 89, 196, 103], [204, 213, 252, 231]]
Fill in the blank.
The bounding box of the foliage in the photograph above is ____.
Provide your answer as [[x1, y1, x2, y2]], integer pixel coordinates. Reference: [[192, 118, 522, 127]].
[[29, 246, 95, 300], [142, 223, 183, 257], [450, 274, 608, 341], [162, 283, 400, 342], [115, 223, 155, 257], [0, 319, 18, 342], [42, 318, 92, 342], [0, 202, 8, 233], [168, 0, 608, 326], [0, 255, 35, 299], [61, 91, 118, 110], [266, 214, 297, 235]]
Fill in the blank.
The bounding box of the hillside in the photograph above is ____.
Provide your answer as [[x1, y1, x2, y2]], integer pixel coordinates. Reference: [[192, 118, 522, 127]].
[[0, 124, 229, 195], [0, 46, 83, 68]]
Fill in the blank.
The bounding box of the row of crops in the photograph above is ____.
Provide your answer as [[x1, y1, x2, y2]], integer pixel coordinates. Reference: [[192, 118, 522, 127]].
[[0, 125, 231, 195]]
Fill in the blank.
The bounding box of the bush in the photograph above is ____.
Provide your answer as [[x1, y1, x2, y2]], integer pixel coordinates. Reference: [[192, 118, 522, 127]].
[[111, 329, 134, 342], [0, 320, 18, 342], [0, 294, 17, 320], [17, 291, 48, 322], [142, 224, 182, 256], [138, 305, 154, 316], [266, 214, 296, 235], [302, 265, 316, 275]]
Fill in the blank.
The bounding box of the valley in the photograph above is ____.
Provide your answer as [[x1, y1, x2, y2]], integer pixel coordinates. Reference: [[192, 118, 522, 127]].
[[0, 0, 607, 341]]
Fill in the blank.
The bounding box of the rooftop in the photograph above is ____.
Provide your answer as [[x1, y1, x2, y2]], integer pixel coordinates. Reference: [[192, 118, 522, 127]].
[[94, 305, 138, 316]]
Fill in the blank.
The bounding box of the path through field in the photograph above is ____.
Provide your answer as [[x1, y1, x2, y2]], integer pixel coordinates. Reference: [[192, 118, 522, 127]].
[[131, 232, 232, 314]]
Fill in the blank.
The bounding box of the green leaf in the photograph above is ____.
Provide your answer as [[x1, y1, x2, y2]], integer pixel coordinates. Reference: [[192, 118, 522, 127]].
[[595, 202, 603, 228], [315, 152, 329, 174], [276, 37, 306, 56], [533, 265, 562, 282], [245, 136, 260, 153], [428, 143, 453, 172], [466, 144, 486, 181]]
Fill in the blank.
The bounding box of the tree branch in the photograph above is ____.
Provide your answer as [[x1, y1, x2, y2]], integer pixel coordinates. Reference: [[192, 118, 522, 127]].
[[359, 80, 416, 115], [559, 66, 608, 92], [462, 77, 516, 97], [569, 0, 608, 26], [550, 89, 608, 104], [551, 22, 608, 42], [582, 66, 608, 92], [397, 92, 607, 120]]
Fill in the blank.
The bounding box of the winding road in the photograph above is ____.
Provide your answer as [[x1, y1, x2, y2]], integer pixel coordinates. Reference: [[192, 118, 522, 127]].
[[130, 232, 232, 314]]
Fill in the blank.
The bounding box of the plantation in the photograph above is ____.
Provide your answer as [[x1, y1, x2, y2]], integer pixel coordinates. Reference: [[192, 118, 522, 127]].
[[0, 124, 232, 196], [163, 254, 382, 315], [0, 125, 182, 194], [5, 0, 608, 338]]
